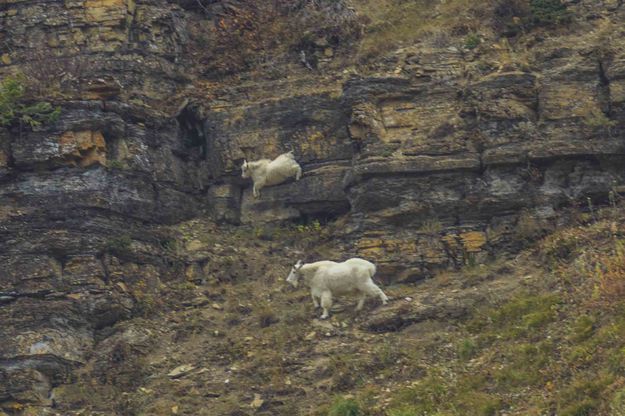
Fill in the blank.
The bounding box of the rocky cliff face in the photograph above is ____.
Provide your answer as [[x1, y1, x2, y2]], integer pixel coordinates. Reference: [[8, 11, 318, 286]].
[[1, 0, 625, 413]]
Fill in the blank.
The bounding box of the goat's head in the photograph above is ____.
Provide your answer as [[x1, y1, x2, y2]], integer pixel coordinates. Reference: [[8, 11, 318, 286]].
[[241, 160, 250, 178], [286, 260, 303, 288]]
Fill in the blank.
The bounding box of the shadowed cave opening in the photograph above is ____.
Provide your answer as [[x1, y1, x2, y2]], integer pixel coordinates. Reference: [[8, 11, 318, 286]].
[[176, 102, 207, 159]]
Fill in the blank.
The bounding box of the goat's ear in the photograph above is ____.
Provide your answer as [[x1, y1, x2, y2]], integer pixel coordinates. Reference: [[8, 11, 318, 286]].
[[295, 259, 303, 269]]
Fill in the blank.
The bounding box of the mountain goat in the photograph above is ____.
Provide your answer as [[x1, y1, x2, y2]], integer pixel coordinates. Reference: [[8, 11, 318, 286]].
[[286, 258, 389, 319], [241, 151, 302, 198]]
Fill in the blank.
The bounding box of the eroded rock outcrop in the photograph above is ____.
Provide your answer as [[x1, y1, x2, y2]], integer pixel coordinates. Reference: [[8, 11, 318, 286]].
[[1, 0, 625, 413]]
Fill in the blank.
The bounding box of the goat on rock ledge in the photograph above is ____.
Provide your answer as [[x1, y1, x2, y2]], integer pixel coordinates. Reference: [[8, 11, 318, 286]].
[[241, 151, 302, 198]]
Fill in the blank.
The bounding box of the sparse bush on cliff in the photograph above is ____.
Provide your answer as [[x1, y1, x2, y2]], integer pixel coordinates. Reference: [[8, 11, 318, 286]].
[[104, 235, 133, 256], [0, 75, 60, 129], [207, 0, 363, 75], [327, 397, 363, 416], [464, 32, 481, 49], [21, 47, 88, 98], [492, 0, 571, 33], [529, 0, 572, 26], [579, 104, 617, 129]]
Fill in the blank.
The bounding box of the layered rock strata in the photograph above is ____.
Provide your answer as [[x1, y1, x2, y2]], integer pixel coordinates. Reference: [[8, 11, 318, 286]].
[[1, 0, 625, 411]]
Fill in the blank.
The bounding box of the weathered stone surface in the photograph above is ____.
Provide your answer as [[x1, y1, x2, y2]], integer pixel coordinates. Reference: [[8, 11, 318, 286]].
[[2, 0, 625, 412], [241, 164, 350, 223]]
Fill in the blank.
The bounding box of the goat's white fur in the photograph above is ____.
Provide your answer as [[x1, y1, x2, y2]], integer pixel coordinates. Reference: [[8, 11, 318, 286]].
[[241, 151, 302, 198], [286, 258, 388, 319]]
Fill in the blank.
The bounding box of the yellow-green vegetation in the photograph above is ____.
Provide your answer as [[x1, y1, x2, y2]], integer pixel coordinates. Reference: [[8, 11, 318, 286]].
[[192, 0, 576, 77], [327, 397, 364, 416], [354, 0, 435, 59], [65, 208, 625, 415], [352, 0, 572, 60], [107, 159, 126, 170], [380, 206, 625, 416], [0, 74, 60, 129], [206, 0, 363, 75], [467, 292, 561, 340], [248, 218, 337, 259], [104, 234, 132, 255], [528, 0, 572, 26], [418, 218, 443, 235], [583, 107, 618, 129], [464, 33, 481, 49]]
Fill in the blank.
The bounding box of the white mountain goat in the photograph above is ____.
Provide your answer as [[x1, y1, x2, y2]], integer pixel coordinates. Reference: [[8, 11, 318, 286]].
[[286, 258, 389, 319], [241, 151, 302, 198]]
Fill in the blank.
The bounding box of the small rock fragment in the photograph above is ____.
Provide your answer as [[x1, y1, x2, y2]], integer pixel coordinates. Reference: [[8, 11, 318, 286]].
[[167, 364, 195, 378], [116, 282, 129, 292], [250, 394, 264, 409]]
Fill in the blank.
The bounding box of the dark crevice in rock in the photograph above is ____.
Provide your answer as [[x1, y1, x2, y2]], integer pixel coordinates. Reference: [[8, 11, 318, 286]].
[[0, 355, 80, 387], [0, 290, 54, 301], [354, 166, 480, 181], [302, 158, 353, 169], [598, 59, 612, 117], [176, 102, 207, 159]]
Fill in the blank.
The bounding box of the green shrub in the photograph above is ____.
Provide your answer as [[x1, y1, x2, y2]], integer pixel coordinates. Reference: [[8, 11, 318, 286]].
[[327, 397, 362, 416], [387, 406, 424, 416], [494, 341, 554, 387], [105, 235, 132, 255], [529, 0, 572, 26], [610, 387, 625, 416], [464, 33, 481, 49], [570, 314, 596, 342], [557, 374, 613, 416], [388, 371, 448, 414], [559, 399, 598, 416], [457, 338, 478, 361], [108, 160, 126, 170], [468, 293, 560, 339], [297, 219, 322, 234], [0, 75, 60, 129], [455, 391, 501, 416]]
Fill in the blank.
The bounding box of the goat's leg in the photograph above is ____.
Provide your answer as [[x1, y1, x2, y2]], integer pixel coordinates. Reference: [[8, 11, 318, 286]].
[[365, 282, 388, 305], [311, 293, 320, 308], [295, 165, 302, 181], [355, 293, 367, 311], [253, 184, 260, 198], [320, 291, 332, 319]]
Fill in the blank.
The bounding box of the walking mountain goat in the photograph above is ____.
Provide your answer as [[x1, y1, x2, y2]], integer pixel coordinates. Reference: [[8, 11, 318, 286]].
[[286, 258, 389, 319], [241, 151, 302, 198]]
